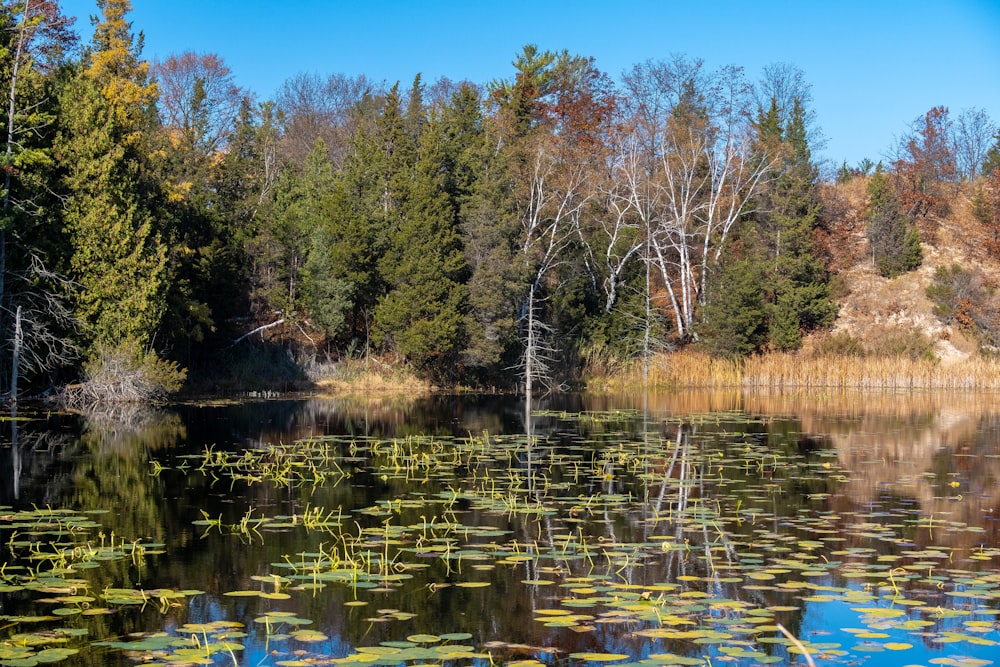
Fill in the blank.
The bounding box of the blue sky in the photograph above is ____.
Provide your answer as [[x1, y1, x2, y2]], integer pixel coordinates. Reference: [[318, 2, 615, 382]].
[[59, 1, 1000, 171]]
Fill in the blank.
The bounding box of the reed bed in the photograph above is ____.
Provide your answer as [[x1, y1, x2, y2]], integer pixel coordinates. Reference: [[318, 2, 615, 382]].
[[596, 350, 1000, 391], [311, 356, 432, 395]]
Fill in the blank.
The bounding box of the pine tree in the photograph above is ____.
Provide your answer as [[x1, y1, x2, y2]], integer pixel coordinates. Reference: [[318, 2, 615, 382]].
[[763, 98, 836, 350], [700, 96, 835, 355], [699, 256, 767, 358]]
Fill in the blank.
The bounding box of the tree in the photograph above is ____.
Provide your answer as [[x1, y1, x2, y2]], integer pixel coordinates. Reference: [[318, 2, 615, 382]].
[[301, 187, 352, 340], [152, 51, 244, 156], [866, 167, 921, 277], [983, 133, 1000, 177], [698, 256, 766, 358], [754, 62, 824, 151], [744, 96, 836, 351], [636, 63, 771, 342], [892, 106, 955, 217], [265, 137, 335, 318], [331, 82, 413, 342], [490, 47, 615, 392], [0, 0, 77, 398], [212, 97, 280, 341], [274, 71, 379, 169], [57, 0, 168, 349], [951, 107, 997, 180], [150, 53, 249, 355], [458, 87, 525, 382], [374, 111, 467, 381]]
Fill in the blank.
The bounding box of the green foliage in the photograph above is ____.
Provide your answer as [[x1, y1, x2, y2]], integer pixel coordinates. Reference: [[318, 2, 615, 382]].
[[866, 170, 922, 277], [983, 133, 1000, 178], [716, 94, 836, 356], [971, 182, 992, 225], [373, 100, 468, 382], [302, 223, 353, 338], [57, 73, 168, 349], [698, 258, 767, 358]]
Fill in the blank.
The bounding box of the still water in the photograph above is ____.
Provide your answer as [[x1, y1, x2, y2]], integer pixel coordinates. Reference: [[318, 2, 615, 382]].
[[2, 391, 1000, 667]]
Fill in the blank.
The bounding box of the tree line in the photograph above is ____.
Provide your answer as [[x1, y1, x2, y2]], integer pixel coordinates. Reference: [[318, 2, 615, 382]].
[[2, 0, 999, 400]]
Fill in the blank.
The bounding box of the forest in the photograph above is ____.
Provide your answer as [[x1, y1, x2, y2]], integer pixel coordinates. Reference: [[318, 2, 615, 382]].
[[2, 0, 1000, 402]]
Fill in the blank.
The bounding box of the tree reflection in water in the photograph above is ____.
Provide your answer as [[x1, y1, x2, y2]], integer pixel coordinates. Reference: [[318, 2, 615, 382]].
[[1, 391, 999, 666]]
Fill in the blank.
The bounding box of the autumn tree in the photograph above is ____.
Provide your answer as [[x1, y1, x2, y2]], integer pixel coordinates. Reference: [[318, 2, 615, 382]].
[[892, 106, 955, 217], [150, 52, 249, 355], [488, 47, 616, 392]]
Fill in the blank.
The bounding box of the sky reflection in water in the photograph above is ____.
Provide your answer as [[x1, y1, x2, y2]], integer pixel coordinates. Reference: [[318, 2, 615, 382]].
[[1, 391, 999, 667]]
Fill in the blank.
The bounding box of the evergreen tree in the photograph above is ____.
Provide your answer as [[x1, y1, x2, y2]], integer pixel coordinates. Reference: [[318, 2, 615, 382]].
[[983, 132, 1000, 177], [374, 112, 467, 381], [57, 0, 168, 350], [452, 85, 526, 383], [295, 139, 351, 339], [332, 83, 413, 343], [700, 96, 835, 355], [867, 167, 922, 278], [762, 98, 836, 350], [699, 256, 767, 358], [218, 99, 279, 322]]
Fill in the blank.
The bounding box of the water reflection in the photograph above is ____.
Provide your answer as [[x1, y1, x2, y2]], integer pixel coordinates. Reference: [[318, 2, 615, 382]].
[[1, 390, 999, 667]]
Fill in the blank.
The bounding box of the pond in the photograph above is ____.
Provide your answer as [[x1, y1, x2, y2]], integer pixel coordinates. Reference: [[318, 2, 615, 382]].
[[2, 390, 1000, 667]]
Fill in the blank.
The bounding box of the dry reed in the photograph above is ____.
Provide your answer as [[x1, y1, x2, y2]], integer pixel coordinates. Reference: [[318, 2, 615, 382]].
[[594, 349, 1000, 391]]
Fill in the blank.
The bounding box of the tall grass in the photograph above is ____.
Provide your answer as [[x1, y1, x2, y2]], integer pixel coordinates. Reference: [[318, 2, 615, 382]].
[[593, 349, 1000, 391], [310, 355, 431, 395]]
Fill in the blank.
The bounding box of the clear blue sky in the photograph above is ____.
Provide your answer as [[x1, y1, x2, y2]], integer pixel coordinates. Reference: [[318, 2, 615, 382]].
[[59, 0, 1000, 171]]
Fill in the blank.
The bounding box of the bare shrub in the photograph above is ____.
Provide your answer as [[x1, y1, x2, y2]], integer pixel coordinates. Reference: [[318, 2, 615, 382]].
[[59, 344, 185, 408]]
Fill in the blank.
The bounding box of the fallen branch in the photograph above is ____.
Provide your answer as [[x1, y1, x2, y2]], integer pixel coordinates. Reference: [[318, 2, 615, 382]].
[[231, 318, 285, 345]]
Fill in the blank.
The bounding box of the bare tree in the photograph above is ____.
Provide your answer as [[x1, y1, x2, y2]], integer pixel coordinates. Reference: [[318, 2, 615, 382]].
[[754, 62, 824, 152], [274, 71, 380, 169], [518, 137, 590, 396], [596, 131, 645, 313], [952, 107, 997, 180], [618, 63, 772, 341], [3, 252, 78, 402], [152, 51, 246, 155]]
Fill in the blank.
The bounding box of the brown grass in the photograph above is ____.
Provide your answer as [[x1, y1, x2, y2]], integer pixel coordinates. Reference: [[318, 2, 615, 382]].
[[592, 349, 1000, 391], [310, 356, 432, 396]]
